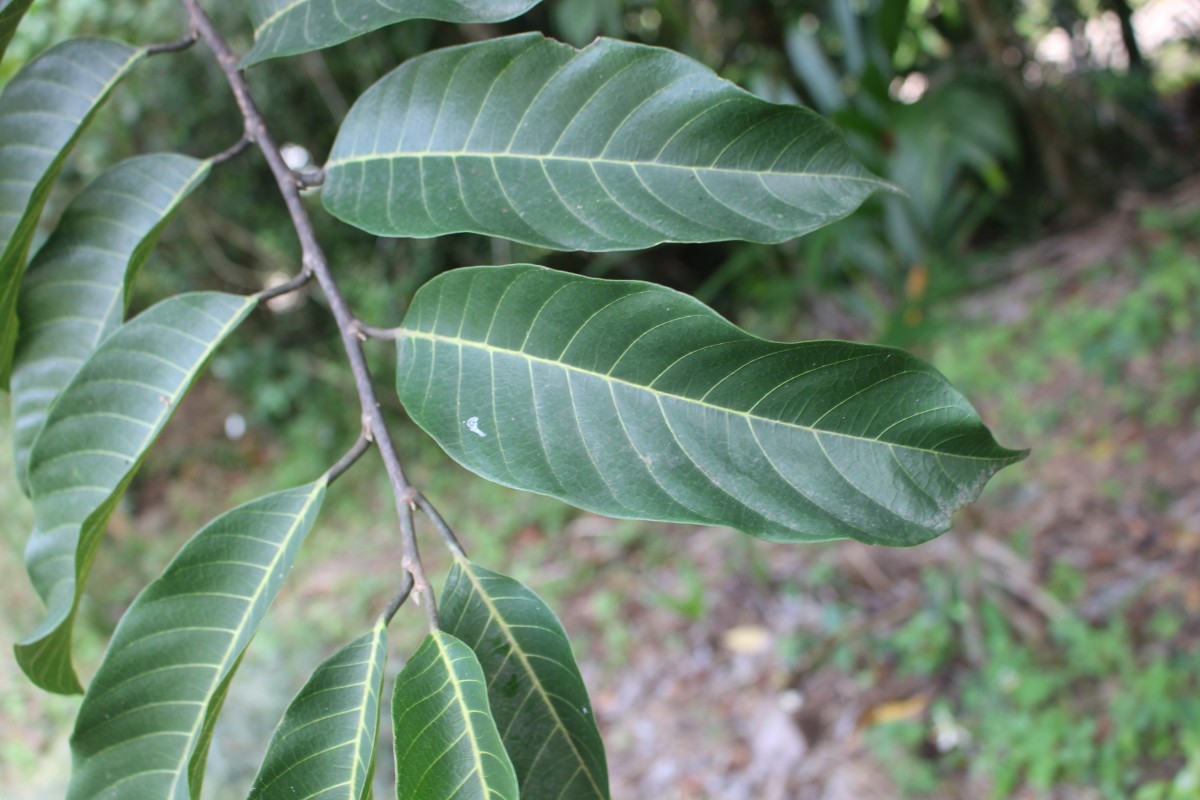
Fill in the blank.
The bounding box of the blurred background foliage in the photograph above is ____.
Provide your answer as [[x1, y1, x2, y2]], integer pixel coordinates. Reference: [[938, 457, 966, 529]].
[[4, 0, 1195, 457], [2, 0, 1199, 798]]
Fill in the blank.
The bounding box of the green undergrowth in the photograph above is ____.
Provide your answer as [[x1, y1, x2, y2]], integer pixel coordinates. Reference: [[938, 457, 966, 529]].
[[4, 205, 1198, 797], [928, 205, 1200, 445], [861, 589, 1200, 798]]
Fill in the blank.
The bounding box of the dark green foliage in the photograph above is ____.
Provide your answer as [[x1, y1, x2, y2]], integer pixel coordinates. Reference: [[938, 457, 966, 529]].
[[441, 560, 609, 798], [0, 0, 1031, 795], [397, 265, 1022, 545]]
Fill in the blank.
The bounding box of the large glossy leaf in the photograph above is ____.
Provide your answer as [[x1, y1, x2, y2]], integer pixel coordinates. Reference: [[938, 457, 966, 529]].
[[15, 292, 257, 694], [441, 560, 609, 799], [10, 154, 211, 495], [0, 38, 145, 388], [324, 33, 889, 252], [68, 482, 327, 800], [396, 265, 1026, 546], [392, 631, 518, 800], [244, 0, 543, 66], [0, 0, 36, 62], [249, 617, 388, 800]]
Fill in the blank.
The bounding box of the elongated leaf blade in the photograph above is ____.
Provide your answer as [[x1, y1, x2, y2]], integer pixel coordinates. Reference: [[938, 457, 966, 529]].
[[442, 560, 609, 799], [393, 631, 518, 800], [67, 481, 327, 800], [10, 154, 211, 495], [0, 38, 146, 388], [15, 292, 257, 694], [249, 617, 388, 800], [396, 265, 1026, 546], [244, 0, 543, 66], [0, 0, 36, 62], [325, 33, 889, 252]]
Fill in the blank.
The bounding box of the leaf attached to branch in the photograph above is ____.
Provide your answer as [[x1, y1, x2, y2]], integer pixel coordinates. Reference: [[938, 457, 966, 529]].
[[395, 265, 1026, 546], [325, 33, 891, 252]]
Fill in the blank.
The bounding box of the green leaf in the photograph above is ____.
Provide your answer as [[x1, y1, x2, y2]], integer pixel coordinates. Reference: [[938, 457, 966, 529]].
[[392, 631, 519, 800], [68, 481, 327, 800], [244, 0, 544, 66], [0, 38, 146, 388], [396, 265, 1026, 546], [324, 33, 890, 252], [249, 617, 388, 800], [15, 292, 257, 694], [441, 560, 609, 800], [10, 154, 211, 496], [0, 0, 36, 62]]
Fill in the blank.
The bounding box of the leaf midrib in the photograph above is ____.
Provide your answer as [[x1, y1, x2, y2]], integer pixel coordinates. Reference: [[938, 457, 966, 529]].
[[433, 633, 505, 795], [456, 561, 605, 798], [330, 151, 880, 184], [167, 482, 326, 790], [402, 328, 997, 461]]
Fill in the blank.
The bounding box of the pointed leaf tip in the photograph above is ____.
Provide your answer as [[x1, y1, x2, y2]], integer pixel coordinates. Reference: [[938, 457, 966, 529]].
[[325, 33, 889, 252], [395, 265, 1025, 546]]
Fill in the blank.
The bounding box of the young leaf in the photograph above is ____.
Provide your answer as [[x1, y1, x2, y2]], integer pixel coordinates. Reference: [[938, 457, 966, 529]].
[[0, 0, 36, 62], [249, 617, 388, 800], [15, 292, 257, 694], [393, 631, 519, 800], [243, 0, 544, 66], [395, 265, 1026, 546], [441, 560, 609, 800], [324, 33, 890, 252], [0, 38, 146, 388], [68, 481, 328, 800], [10, 154, 212, 495]]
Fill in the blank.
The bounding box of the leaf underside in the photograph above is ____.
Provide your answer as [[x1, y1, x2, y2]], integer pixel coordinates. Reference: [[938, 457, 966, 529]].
[[441, 560, 609, 799], [243, 0, 543, 66], [10, 154, 211, 495], [393, 631, 519, 800], [68, 482, 328, 800], [325, 33, 890, 252], [249, 618, 388, 800], [0, 37, 145, 388], [396, 265, 1026, 546], [16, 292, 257, 694]]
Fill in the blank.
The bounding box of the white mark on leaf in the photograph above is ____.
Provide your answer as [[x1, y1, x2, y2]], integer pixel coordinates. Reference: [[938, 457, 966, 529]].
[[465, 416, 487, 438]]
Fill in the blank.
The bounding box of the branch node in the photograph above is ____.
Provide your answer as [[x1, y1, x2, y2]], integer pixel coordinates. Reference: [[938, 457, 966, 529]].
[[294, 166, 326, 189], [353, 321, 402, 341], [399, 486, 419, 510]]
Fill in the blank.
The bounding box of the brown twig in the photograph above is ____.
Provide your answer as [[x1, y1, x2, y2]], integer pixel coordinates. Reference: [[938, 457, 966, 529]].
[[325, 435, 372, 484], [147, 33, 198, 56], [413, 492, 467, 559], [183, 0, 440, 631], [351, 321, 401, 341]]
